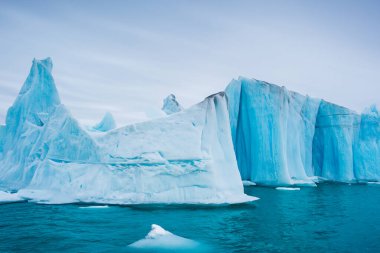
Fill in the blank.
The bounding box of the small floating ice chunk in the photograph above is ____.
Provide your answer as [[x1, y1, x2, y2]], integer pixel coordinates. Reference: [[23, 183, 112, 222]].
[[275, 187, 301, 191], [79, 205, 109, 209], [242, 180, 256, 186], [367, 182, 380, 185], [0, 191, 23, 204], [128, 224, 200, 251]]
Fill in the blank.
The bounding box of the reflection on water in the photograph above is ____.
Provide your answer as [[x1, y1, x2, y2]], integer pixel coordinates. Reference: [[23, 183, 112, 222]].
[[0, 184, 379, 252]]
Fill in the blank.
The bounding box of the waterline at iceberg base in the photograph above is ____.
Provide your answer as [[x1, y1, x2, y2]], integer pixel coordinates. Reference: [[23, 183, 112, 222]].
[[1, 184, 379, 253]]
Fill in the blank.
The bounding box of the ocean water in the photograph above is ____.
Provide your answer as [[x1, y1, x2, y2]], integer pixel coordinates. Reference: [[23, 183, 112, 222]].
[[0, 184, 379, 252]]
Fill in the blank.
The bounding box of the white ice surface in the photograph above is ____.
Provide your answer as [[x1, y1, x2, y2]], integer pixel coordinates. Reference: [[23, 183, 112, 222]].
[[79, 205, 109, 209], [0, 191, 23, 203], [128, 224, 201, 251], [275, 187, 301, 191]]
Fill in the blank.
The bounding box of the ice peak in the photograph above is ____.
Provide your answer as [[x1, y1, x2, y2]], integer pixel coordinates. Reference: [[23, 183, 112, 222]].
[[93, 112, 116, 131], [363, 104, 379, 117], [162, 94, 183, 115], [33, 57, 53, 72], [5, 58, 61, 128], [18, 57, 58, 99], [146, 224, 172, 239]]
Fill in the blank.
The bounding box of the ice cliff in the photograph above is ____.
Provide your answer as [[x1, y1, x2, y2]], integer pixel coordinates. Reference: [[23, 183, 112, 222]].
[[0, 58, 255, 204], [225, 77, 380, 185]]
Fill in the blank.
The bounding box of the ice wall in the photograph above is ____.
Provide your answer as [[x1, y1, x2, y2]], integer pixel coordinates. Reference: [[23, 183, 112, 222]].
[[354, 105, 380, 181], [0, 58, 255, 204], [312, 101, 360, 181], [226, 77, 380, 185], [225, 77, 319, 186]]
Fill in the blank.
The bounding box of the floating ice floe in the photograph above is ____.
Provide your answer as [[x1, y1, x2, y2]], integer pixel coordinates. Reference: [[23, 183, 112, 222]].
[[79, 205, 109, 209], [275, 187, 301, 191], [242, 180, 256, 186], [128, 224, 207, 252]]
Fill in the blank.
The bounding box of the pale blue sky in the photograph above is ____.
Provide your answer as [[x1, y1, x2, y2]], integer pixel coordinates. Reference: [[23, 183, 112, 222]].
[[0, 0, 379, 125]]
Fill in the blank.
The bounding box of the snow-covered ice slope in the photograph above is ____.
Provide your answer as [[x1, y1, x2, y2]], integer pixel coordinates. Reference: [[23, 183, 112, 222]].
[[226, 77, 380, 185], [0, 58, 255, 204]]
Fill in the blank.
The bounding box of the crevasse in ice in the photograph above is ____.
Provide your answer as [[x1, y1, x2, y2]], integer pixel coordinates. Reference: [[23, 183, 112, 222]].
[[0, 58, 256, 204]]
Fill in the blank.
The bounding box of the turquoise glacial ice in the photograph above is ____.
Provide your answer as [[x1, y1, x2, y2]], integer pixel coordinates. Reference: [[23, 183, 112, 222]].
[[225, 77, 379, 185], [0, 58, 255, 204]]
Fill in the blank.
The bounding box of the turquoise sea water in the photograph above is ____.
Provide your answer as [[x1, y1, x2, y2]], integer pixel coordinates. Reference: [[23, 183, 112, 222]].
[[0, 184, 379, 252]]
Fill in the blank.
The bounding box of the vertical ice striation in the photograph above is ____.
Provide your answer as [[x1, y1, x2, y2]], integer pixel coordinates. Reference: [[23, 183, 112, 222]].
[[0, 125, 4, 158], [226, 77, 379, 185], [225, 77, 319, 186], [312, 101, 360, 182], [162, 94, 183, 115], [353, 105, 380, 181]]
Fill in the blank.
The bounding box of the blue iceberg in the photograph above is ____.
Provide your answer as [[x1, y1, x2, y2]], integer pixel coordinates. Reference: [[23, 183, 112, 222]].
[[0, 58, 256, 204], [225, 77, 379, 185], [128, 224, 209, 252]]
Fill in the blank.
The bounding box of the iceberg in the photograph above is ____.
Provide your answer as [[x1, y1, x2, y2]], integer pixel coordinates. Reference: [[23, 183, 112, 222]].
[[128, 224, 206, 252], [225, 77, 380, 185], [0, 58, 256, 204], [162, 94, 183, 115]]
